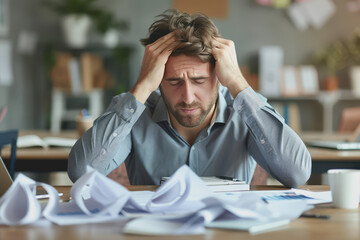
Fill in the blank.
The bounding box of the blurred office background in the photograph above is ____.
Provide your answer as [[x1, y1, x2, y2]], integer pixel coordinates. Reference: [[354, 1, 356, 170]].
[[1, 0, 360, 185], [0, 0, 360, 132]]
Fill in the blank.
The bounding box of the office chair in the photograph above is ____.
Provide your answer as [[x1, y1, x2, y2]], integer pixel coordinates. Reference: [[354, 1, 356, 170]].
[[338, 107, 360, 132], [0, 129, 18, 179]]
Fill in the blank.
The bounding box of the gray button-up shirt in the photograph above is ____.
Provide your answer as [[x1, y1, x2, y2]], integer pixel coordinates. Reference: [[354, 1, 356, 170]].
[[68, 86, 311, 187]]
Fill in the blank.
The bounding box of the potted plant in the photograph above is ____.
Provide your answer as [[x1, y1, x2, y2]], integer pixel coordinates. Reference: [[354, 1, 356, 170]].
[[92, 11, 129, 48], [42, 0, 99, 48], [313, 41, 349, 91]]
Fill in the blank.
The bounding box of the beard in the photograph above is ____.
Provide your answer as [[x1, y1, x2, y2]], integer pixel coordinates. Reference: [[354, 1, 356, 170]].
[[162, 90, 218, 128]]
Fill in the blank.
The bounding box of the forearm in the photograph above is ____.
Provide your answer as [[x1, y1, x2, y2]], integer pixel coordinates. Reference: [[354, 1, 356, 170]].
[[131, 32, 178, 104], [226, 76, 250, 99], [67, 92, 145, 182], [129, 82, 153, 104], [234, 87, 312, 187]]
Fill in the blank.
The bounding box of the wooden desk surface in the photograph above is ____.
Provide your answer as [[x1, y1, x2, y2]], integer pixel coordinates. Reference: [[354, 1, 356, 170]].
[[1, 185, 359, 240], [2, 130, 76, 159], [4, 130, 359, 160], [308, 147, 360, 161], [2, 130, 360, 173], [1, 130, 76, 172]]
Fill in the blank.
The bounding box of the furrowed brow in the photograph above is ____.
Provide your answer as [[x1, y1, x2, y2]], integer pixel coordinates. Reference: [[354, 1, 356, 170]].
[[165, 77, 183, 81], [191, 76, 209, 80]]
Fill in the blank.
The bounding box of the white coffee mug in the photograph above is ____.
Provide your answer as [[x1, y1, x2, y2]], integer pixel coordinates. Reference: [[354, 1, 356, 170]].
[[328, 169, 360, 209]]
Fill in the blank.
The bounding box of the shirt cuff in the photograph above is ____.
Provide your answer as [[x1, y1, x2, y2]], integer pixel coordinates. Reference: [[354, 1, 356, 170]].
[[233, 87, 266, 119], [111, 92, 145, 122]]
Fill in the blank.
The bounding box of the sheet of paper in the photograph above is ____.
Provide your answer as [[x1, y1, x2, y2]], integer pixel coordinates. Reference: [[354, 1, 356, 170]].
[[48, 165, 213, 225], [259, 46, 283, 96], [127, 191, 154, 207], [0, 165, 320, 235], [48, 201, 126, 225], [161, 176, 249, 192], [287, 2, 309, 31], [287, 0, 336, 30], [292, 189, 332, 204], [46, 167, 132, 225], [124, 215, 205, 235], [0, 174, 58, 225], [145, 165, 213, 213], [214, 188, 331, 205], [123, 191, 310, 235], [69, 166, 130, 217], [300, 66, 319, 95], [303, 0, 336, 29]]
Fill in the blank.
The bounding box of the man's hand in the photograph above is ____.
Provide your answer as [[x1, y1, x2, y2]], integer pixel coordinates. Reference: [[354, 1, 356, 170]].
[[212, 38, 249, 98], [130, 32, 178, 103]]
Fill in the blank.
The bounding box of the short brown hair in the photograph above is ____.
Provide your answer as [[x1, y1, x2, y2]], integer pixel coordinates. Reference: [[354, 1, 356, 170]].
[[140, 9, 220, 64]]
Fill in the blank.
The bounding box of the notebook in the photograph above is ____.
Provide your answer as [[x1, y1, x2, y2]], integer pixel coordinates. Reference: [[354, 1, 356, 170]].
[[306, 125, 360, 150], [0, 156, 62, 199]]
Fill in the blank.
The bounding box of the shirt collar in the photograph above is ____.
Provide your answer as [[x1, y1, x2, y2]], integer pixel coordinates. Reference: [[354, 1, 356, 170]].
[[152, 95, 169, 123], [212, 91, 228, 125]]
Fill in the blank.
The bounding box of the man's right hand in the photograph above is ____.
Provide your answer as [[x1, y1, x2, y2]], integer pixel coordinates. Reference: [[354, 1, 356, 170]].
[[130, 32, 178, 103]]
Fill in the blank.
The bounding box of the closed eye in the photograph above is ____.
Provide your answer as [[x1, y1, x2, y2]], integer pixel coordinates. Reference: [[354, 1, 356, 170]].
[[165, 77, 208, 86], [167, 79, 183, 86], [193, 79, 206, 84], [192, 77, 208, 84]]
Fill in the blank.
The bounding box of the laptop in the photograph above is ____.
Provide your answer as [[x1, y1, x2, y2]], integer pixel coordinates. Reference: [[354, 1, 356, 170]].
[[0, 156, 62, 199], [306, 125, 360, 150]]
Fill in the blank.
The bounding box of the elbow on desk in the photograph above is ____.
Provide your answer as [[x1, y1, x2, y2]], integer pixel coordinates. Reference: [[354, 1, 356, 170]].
[[283, 170, 311, 188], [282, 155, 312, 188]]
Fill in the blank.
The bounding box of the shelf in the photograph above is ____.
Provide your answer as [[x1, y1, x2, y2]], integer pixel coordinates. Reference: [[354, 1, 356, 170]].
[[265, 90, 360, 133]]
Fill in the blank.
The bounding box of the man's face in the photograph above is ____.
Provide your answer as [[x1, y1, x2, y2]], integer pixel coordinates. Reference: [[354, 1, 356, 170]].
[[160, 55, 219, 128]]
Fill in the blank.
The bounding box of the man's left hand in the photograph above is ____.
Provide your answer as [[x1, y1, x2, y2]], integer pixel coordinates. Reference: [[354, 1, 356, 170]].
[[212, 38, 249, 98]]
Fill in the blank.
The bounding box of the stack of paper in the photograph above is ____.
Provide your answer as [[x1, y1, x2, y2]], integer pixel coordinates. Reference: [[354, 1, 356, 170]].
[[161, 176, 249, 192], [0, 165, 326, 235]]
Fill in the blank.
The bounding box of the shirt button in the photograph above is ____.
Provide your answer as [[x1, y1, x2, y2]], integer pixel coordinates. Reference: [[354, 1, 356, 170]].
[[129, 108, 134, 113], [112, 132, 118, 137], [260, 139, 265, 144], [101, 148, 106, 155]]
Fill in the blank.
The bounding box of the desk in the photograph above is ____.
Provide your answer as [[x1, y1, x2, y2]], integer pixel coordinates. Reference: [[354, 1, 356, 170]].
[[301, 132, 360, 173], [309, 147, 360, 173], [2, 130, 75, 172], [3, 131, 360, 174], [0, 185, 359, 240]]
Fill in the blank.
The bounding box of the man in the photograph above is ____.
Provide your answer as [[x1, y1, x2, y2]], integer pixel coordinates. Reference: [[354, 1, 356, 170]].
[[68, 9, 311, 187]]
